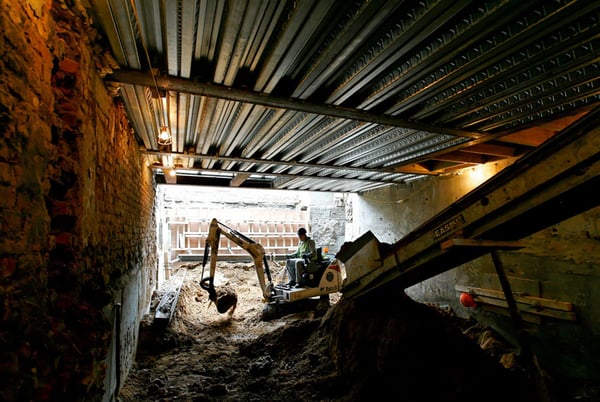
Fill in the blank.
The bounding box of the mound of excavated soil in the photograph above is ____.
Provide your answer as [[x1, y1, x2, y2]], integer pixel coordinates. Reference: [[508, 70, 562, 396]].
[[117, 261, 542, 401]]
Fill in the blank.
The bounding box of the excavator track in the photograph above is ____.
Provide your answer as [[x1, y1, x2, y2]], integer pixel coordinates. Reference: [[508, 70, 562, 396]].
[[261, 295, 330, 321]]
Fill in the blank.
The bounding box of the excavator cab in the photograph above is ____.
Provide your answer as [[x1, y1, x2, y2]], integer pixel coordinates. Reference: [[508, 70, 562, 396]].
[[299, 247, 333, 288]]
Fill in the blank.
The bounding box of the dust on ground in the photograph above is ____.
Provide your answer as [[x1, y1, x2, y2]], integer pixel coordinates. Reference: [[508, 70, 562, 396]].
[[118, 260, 339, 401], [117, 261, 598, 402]]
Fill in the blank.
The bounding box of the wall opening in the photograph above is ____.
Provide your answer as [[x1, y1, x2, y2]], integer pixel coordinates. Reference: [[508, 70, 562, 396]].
[[154, 185, 348, 286]]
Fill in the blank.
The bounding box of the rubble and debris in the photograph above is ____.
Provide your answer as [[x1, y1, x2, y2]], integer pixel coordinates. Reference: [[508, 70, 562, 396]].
[[119, 262, 597, 401], [154, 270, 186, 325]]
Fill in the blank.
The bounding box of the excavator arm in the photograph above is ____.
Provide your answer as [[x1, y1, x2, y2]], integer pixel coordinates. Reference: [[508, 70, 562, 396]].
[[200, 218, 275, 313]]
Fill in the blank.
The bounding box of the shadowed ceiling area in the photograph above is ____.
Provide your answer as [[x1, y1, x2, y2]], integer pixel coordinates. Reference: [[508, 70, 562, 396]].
[[88, 0, 600, 192]]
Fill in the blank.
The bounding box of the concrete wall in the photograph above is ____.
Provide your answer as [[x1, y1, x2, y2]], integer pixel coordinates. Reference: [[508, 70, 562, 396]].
[[306, 192, 346, 253], [0, 2, 157, 400], [347, 160, 600, 381], [345, 160, 512, 243]]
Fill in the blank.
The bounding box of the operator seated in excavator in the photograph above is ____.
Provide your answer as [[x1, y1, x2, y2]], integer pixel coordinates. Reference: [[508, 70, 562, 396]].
[[285, 227, 332, 288], [285, 227, 316, 287]]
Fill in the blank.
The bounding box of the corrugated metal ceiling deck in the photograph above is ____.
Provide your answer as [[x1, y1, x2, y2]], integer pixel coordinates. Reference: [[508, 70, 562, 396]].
[[87, 0, 600, 192]]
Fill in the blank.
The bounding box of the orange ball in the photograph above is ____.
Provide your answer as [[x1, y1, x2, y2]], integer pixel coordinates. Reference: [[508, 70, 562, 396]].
[[459, 292, 477, 308]]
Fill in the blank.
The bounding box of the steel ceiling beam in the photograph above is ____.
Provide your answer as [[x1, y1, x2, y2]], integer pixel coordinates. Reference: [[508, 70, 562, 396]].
[[142, 150, 437, 177], [108, 68, 484, 139], [151, 165, 401, 188]]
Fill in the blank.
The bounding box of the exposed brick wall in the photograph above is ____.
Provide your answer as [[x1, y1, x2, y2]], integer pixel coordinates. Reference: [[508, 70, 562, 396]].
[[0, 1, 157, 400]]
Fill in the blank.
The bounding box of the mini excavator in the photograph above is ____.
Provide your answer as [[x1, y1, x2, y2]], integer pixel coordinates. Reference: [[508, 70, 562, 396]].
[[200, 218, 344, 319]]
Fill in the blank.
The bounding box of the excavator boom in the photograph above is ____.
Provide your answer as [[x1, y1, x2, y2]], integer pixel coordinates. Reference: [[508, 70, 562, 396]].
[[201, 219, 275, 313]]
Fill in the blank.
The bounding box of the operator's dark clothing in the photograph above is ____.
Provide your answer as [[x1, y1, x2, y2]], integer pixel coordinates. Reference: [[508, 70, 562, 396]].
[[286, 236, 317, 285]]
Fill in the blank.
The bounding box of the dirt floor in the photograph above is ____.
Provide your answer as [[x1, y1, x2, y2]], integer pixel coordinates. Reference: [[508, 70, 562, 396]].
[[117, 261, 597, 402]]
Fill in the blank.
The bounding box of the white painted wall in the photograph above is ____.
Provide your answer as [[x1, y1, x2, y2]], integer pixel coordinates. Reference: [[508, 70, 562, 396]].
[[344, 160, 515, 244]]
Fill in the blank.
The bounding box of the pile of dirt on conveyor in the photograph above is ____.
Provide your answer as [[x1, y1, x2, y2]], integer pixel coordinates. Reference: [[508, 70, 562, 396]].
[[118, 262, 544, 401]]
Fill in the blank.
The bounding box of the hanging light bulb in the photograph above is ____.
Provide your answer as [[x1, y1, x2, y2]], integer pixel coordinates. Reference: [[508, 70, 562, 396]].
[[158, 126, 172, 146]]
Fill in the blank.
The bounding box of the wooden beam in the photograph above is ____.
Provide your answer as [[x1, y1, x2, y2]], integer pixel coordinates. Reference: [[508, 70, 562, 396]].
[[431, 150, 490, 164], [495, 111, 589, 146], [393, 163, 436, 174], [155, 270, 186, 324], [230, 173, 250, 187], [162, 168, 177, 184], [498, 128, 557, 147], [461, 142, 523, 157], [455, 284, 573, 312], [471, 295, 576, 321], [421, 160, 478, 174], [441, 238, 525, 251]]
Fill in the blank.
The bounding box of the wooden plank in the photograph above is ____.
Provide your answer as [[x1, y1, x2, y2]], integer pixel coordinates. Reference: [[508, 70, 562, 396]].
[[480, 305, 542, 324], [431, 150, 489, 164], [455, 284, 573, 311], [155, 270, 186, 323], [478, 273, 541, 297], [461, 142, 522, 157], [230, 172, 250, 187], [472, 295, 576, 321]]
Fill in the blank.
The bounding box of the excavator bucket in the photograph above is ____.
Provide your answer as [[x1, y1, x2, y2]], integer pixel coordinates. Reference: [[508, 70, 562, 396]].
[[200, 277, 238, 315], [216, 288, 238, 314]]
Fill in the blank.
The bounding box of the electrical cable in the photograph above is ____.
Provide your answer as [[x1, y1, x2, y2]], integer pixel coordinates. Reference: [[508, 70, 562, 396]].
[[127, 0, 172, 146]]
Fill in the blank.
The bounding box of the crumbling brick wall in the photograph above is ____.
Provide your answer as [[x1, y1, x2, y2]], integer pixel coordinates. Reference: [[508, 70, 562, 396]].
[[0, 1, 157, 400]]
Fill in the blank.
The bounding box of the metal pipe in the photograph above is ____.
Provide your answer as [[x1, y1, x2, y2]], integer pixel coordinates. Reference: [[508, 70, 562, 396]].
[[113, 303, 122, 397]]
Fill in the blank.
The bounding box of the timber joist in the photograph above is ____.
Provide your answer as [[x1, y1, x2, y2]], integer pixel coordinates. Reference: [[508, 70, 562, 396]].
[[455, 285, 576, 323]]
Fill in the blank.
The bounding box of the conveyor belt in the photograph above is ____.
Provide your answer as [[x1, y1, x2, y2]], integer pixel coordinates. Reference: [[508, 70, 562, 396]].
[[340, 106, 600, 299]]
